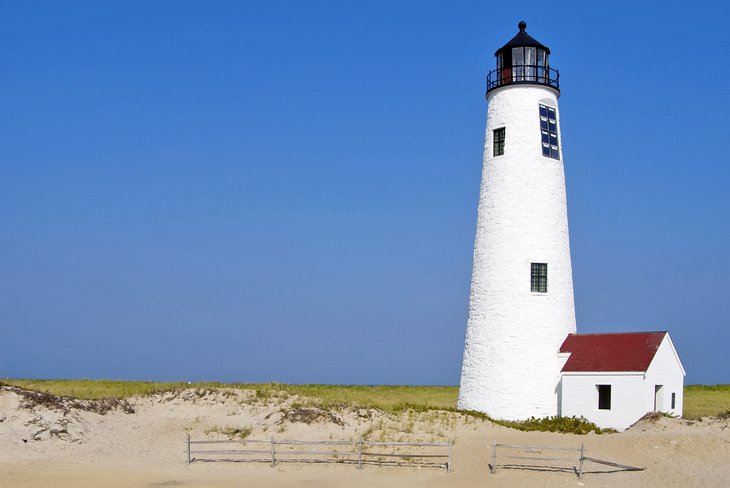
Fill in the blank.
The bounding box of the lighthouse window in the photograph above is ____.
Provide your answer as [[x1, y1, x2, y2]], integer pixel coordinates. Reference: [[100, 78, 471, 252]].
[[530, 263, 547, 293], [512, 47, 524, 81], [539, 104, 560, 160], [537, 49, 547, 82], [493, 128, 506, 156], [524, 47, 537, 80]]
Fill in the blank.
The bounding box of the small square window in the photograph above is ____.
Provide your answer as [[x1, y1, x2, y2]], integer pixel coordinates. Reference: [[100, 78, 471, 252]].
[[530, 263, 547, 293], [597, 385, 611, 410], [493, 127, 506, 156]]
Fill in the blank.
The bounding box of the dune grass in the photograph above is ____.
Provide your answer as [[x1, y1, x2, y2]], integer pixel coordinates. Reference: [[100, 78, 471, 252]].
[[3, 379, 728, 419], [246, 384, 459, 412], [2, 379, 189, 400], [683, 384, 730, 418], [1, 379, 458, 413]]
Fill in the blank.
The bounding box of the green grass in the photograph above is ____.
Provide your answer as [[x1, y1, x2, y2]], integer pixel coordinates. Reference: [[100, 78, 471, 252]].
[[2, 379, 195, 400], [683, 384, 730, 418], [0, 379, 457, 413], [3, 379, 728, 419]]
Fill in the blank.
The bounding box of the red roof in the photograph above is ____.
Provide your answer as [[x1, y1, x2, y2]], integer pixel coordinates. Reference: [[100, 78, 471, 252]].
[[559, 332, 667, 372]]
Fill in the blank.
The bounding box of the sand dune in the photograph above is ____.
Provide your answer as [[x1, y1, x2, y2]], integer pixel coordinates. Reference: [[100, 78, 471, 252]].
[[1, 386, 728, 487]]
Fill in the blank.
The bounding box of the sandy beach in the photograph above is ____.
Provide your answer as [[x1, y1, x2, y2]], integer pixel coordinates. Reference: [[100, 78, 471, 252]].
[[1, 386, 728, 487]]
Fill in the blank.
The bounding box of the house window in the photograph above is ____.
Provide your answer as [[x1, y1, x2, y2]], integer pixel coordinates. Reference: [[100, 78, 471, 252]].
[[597, 385, 611, 410], [671, 392, 676, 409], [539, 104, 560, 160], [530, 263, 547, 293], [493, 127, 505, 156]]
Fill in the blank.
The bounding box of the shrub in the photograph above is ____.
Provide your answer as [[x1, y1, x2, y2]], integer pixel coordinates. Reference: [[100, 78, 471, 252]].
[[497, 416, 615, 435]]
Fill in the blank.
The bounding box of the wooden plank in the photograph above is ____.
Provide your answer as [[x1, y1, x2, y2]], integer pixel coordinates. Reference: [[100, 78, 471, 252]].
[[578, 443, 585, 479], [273, 451, 356, 457], [491, 439, 497, 474], [191, 449, 272, 455], [581, 457, 644, 471], [192, 458, 272, 463], [357, 437, 362, 469], [260, 458, 358, 464], [363, 441, 449, 447], [447, 439, 452, 473], [192, 439, 448, 447], [190, 439, 270, 445], [361, 452, 448, 459], [499, 454, 578, 463], [271, 436, 275, 467], [274, 440, 355, 446], [495, 443, 584, 452]]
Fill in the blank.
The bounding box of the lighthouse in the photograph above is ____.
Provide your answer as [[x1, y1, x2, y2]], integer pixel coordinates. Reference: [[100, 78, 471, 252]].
[[458, 22, 576, 420]]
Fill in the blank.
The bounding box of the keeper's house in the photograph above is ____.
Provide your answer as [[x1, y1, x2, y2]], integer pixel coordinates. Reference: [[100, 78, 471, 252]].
[[558, 331, 685, 431]]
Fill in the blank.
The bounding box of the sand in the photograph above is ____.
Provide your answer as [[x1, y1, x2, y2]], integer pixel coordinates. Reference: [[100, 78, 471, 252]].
[[1, 386, 728, 487]]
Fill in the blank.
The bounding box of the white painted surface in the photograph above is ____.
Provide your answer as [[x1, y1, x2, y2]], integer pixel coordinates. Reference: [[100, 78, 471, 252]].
[[458, 84, 576, 420], [559, 335, 685, 430]]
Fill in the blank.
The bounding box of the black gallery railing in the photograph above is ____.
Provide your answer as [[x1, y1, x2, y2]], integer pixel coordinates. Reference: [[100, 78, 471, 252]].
[[486, 65, 560, 93]]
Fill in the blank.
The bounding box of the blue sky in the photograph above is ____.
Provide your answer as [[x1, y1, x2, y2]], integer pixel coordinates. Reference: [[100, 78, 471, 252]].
[[1, 1, 728, 385]]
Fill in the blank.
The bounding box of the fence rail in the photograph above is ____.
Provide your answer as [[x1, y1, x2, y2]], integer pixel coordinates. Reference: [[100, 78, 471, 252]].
[[486, 65, 560, 93], [187, 435, 452, 472], [490, 439, 643, 479]]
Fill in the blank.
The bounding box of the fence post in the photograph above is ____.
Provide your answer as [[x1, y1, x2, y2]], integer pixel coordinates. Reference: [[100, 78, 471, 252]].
[[357, 437, 363, 469], [187, 433, 191, 464], [447, 438, 452, 473], [578, 442, 585, 479], [271, 436, 276, 467], [491, 439, 497, 474]]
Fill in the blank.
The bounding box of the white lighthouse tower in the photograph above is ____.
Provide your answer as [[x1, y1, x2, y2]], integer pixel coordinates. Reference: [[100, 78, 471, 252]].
[[458, 22, 576, 420]]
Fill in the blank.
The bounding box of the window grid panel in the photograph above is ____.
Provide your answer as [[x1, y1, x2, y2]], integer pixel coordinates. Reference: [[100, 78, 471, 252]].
[[493, 127, 506, 156], [539, 104, 560, 160], [530, 263, 547, 293]]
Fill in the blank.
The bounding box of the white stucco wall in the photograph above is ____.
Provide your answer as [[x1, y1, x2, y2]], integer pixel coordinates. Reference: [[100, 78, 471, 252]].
[[644, 335, 685, 417], [458, 84, 576, 420], [559, 336, 685, 430]]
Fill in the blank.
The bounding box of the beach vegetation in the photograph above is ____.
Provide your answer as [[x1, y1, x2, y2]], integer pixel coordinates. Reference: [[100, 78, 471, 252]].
[[496, 415, 615, 434], [682, 384, 730, 419], [204, 425, 252, 440], [3, 380, 728, 422]]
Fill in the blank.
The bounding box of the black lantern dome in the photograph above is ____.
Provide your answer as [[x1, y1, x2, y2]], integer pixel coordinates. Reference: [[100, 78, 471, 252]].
[[486, 21, 559, 95]]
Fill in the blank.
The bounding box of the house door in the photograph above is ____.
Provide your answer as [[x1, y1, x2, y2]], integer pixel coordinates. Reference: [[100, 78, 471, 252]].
[[654, 385, 664, 411]]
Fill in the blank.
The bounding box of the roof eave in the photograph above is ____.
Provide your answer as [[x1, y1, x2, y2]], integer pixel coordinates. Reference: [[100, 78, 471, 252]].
[[494, 33, 550, 56], [561, 370, 647, 375]]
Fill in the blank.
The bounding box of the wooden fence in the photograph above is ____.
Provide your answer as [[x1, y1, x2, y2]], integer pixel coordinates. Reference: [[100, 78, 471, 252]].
[[490, 440, 643, 479], [187, 435, 452, 472]]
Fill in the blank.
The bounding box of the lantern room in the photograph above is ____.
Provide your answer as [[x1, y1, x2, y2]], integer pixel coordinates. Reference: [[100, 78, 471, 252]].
[[486, 21, 559, 95]]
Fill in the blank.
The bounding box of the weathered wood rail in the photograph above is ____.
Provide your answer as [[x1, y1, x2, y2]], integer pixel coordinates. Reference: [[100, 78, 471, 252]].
[[187, 435, 452, 472], [490, 439, 643, 479]]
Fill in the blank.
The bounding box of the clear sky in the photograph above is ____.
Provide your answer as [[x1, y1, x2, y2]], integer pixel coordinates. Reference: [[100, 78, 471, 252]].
[[2, 1, 728, 385]]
